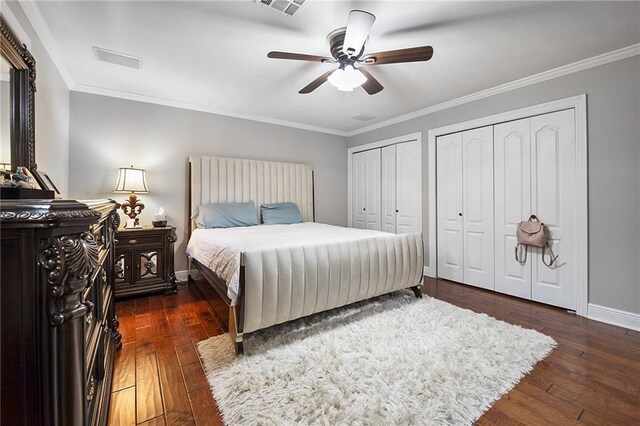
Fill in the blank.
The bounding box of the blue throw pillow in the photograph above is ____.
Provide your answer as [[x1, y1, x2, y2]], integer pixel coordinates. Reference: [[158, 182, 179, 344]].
[[194, 201, 258, 229], [260, 202, 302, 225]]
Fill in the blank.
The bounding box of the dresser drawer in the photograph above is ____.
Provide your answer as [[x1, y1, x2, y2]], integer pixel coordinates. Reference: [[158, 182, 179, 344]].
[[117, 234, 162, 247], [83, 281, 99, 346], [86, 353, 101, 424], [102, 284, 112, 321]]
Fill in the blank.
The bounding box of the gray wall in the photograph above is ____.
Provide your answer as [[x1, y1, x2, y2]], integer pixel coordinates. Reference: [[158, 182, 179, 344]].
[[349, 56, 640, 315], [8, 2, 70, 195], [68, 92, 348, 271]]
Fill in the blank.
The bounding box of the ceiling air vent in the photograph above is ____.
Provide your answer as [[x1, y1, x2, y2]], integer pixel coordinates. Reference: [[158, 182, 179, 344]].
[[93, 47, 141, 69], [257, 0, 305, 16], [351, 114, 376, 122]]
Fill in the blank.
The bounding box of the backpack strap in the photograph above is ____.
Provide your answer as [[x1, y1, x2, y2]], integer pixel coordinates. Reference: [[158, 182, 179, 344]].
[[542, 243, 558, 267], [515, 243, 527, 264]]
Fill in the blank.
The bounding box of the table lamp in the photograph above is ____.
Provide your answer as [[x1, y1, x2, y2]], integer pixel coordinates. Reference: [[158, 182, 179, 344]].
[[114, 165, 149, 228]]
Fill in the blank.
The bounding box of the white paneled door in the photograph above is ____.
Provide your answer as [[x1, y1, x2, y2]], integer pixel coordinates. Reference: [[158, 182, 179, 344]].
[[352, 149, 381, 230], [381, 145, 397, 233], [494, 109, 577, 310], [396, 141, 421, 234], [436, 132, 464, 283], [354, 139, 421, 235], [494, 118, 532, 299], [352, 151, 367, 229], [530, 109, 577, 309], [364, 149, 382, 230], [462, 127, 495, 290], [434, 106, 581, 311]]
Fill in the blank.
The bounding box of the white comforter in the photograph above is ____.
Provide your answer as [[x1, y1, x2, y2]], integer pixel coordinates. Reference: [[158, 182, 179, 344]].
[[187, 222, 396, 303]]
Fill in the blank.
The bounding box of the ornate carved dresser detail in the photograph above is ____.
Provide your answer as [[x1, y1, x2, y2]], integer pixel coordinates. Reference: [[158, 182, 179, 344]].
[[0, 199, 120, 425]]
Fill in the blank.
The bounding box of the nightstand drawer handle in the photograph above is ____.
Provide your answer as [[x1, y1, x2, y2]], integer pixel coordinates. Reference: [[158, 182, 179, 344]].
[[128, 239, 138, 245]]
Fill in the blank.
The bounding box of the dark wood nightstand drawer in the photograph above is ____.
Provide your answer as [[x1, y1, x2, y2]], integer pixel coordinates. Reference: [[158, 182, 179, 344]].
[[117, 234, 162, 247]]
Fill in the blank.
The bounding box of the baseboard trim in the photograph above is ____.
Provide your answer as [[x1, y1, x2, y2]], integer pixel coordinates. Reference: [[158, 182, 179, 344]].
[[423, 266, 436, 278], [588, 303, 640, 331]]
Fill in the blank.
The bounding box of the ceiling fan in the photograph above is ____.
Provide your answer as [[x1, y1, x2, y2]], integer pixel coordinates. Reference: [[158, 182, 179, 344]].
[[267, 10, 434, 95]]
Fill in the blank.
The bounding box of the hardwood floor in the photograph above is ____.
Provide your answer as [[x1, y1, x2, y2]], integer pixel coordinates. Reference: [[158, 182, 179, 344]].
[[109, 283, 225, 426], [108, 278, 640, 425]]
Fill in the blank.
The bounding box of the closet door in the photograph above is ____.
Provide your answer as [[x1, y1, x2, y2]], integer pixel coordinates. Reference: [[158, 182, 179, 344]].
[[462, 127, 495, 289], [396, 140, 421, 234], [364, 149, 381, 230], [352, 151, 367, 229], [381, 145, 397, 233], [437, 133, 464, 282], [530, 109, 577, 310], [494, 118, 532, 299]]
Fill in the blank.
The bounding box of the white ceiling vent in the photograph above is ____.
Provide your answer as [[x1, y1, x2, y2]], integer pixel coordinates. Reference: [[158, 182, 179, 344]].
[[351, 114, 376, 122], [93, 47, 141, 69], [257, 0, 305, 16]]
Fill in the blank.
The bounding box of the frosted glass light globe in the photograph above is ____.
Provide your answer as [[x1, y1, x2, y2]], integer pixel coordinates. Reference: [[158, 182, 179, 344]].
[[328, 65, 367, 91]]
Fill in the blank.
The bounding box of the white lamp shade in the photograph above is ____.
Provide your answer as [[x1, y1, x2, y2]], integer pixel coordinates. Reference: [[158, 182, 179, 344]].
[[114, 166, 149, 193]]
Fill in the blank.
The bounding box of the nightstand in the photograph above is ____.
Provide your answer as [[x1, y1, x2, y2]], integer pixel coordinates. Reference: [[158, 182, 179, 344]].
[[114, 225, 178, 298]]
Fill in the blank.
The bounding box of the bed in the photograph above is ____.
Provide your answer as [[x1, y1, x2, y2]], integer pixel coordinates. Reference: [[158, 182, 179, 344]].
[[187, 156, 424, 353]]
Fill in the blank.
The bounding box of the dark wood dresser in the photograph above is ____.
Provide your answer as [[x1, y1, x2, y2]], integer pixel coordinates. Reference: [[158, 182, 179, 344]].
[[114, 225, 177, 298], [0, 199, 120, 426]]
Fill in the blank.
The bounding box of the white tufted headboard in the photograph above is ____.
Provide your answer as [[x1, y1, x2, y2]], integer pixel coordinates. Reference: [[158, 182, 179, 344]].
[[189, 155, 314, 233]]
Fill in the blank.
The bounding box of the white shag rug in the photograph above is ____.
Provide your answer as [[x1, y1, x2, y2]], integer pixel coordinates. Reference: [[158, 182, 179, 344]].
[[197, 292, 555, 425]]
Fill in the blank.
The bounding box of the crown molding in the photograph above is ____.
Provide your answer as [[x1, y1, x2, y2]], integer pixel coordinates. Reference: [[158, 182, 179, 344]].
[[16, 0, 639, 139], [18, 0, 347, 136], [346, 43, 640, 137], [1, 1, 31, 47], [17, 1, 347, 136], [18, 0, 74, 88], [72, 83, 349, 137]]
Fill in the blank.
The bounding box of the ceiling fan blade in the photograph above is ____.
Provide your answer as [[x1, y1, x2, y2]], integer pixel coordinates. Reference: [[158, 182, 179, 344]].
[[358, 68, 383, 95], [299, 70, 335, 94], [343, 10, 376, 57], [267, 51, 332, 63], [363, 46, 434, 65]]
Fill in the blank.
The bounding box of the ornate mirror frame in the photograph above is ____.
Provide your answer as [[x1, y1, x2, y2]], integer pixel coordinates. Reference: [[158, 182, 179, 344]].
[[1, 16, 36, 171]]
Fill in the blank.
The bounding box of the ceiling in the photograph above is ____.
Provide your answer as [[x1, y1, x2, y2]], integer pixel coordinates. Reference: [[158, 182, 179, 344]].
[[32, 1, 640, 134]]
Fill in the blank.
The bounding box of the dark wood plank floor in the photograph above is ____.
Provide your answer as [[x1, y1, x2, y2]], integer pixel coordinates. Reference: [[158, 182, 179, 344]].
[[108, 278, 640, 425]]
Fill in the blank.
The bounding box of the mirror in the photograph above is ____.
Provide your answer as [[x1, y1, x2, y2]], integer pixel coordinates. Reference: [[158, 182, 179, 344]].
[[0, 16, 36, 173]]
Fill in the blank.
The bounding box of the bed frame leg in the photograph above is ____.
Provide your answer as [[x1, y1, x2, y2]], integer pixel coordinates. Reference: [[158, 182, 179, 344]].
[[410, 286, 423, 299], [229, 305, 244, 355]]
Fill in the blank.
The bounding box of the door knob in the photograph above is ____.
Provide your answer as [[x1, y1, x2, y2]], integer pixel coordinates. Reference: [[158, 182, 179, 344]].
[[458, 213, 462, 216]]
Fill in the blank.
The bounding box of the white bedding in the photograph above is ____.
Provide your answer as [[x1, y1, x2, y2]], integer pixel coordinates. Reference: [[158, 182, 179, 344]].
[[186, 222, 395, 304]]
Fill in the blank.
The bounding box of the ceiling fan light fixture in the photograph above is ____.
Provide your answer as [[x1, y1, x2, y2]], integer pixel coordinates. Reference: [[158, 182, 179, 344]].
[[327, 65, 367, 91]]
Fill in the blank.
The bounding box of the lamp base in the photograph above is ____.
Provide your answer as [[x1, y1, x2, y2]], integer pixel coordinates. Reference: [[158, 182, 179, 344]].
[[124, 218, 143, 229], [121, 192, 145, 219]]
